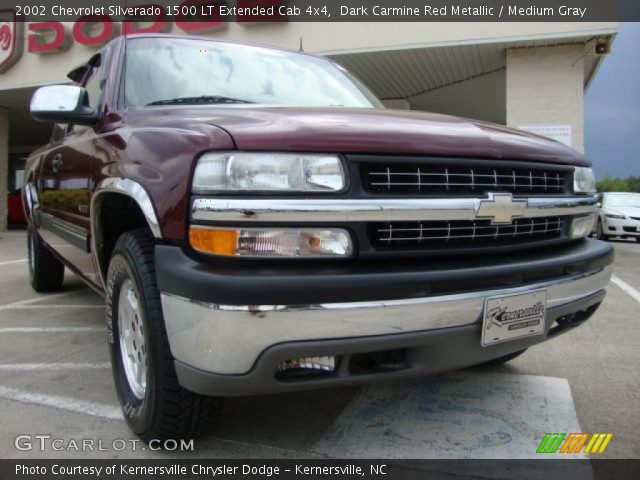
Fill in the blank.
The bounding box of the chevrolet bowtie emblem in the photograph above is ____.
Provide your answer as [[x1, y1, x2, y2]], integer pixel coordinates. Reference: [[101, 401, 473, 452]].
[[476, 193, 527, 224]]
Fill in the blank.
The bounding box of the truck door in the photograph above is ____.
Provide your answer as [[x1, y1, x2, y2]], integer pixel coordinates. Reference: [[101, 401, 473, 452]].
[[38, 54, 104, 286]]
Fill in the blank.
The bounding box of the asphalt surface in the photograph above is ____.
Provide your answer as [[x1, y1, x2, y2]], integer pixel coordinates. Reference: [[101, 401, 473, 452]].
[[0, 230, 638, 459]]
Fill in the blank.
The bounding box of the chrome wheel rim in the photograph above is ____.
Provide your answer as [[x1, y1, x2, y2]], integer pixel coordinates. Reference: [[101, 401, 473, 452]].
[[118, 279, 147, 399]]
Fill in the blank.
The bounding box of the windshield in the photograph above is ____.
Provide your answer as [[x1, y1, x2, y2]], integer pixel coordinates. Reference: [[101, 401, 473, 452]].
[[604, 194, 640, 208], [124, 37, 383, 109]]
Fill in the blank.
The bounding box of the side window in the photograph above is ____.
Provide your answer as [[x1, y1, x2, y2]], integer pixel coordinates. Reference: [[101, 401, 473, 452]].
[[84, 58, 103, 110], [69, 55, 102, 134]]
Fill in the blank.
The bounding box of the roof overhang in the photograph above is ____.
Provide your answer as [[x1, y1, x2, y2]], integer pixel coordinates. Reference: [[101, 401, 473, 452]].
[[325, 29, 617, 100]]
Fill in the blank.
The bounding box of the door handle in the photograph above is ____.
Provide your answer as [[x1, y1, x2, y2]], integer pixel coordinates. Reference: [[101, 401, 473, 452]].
[[52, 154, 63, 173]]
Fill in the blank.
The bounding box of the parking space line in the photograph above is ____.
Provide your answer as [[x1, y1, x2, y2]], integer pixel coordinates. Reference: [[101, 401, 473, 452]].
[[0, 383, 320, 456], [0, 259, 27, 266], [0, 386, 122, 420], [0, 305, 104, 310], [0, 291, 87, 311], [611, 275, 640, 304], [0, 327, 103, 333], [0, 362, 110, 371]]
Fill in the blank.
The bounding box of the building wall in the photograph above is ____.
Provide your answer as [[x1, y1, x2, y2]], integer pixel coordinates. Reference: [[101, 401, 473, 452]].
[[0, 108, 8, 231], [409, 70, 506, 124], [506, 44, 586, 152]]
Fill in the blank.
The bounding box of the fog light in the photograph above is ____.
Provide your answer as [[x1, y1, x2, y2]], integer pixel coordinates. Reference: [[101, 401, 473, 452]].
[[570, 215, 594, 239], [189, 227, 352, 257], [278, 356, 337, 372]]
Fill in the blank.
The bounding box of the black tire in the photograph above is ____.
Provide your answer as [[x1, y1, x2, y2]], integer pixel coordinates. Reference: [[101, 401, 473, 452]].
[[478, 349, 528, 367], [106, 228, 222, 442], [27, 223, 65, 292], [596, 220, 610, 241], [636, 237, 640, 243]]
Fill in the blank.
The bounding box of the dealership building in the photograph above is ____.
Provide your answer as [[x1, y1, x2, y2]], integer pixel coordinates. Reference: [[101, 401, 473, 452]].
[[0, 18, 617, 230]]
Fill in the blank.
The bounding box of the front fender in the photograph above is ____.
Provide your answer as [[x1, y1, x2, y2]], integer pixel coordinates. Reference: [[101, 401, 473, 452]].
[[93, 120, 235, 242]]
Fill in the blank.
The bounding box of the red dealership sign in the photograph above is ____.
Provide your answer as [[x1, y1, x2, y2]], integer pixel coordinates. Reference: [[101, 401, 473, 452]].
[[0, 9, 24, 74]]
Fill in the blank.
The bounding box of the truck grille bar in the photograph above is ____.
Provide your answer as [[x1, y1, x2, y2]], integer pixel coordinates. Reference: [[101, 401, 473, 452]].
[[363, 163, 569, 195], [374, 217, 563, 247]]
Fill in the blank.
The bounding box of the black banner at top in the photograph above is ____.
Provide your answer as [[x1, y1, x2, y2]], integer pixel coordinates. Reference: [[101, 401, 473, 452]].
[[2, 0, 640, 22]]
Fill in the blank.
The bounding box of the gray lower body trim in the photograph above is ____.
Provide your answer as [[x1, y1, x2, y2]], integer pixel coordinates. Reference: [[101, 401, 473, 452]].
[[160, 265, 612, 375], [35, 211, 90, 252]]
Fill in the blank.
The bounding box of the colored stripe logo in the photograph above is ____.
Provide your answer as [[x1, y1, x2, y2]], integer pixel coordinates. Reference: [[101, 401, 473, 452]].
[[537, 433, 613, 454]]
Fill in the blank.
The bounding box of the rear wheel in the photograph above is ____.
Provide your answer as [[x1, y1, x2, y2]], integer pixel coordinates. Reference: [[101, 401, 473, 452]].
[[106, 228, 222, 442], [636, 237, 640, 243], [596, 220, 610, 241], [27, 223, 65, 292]]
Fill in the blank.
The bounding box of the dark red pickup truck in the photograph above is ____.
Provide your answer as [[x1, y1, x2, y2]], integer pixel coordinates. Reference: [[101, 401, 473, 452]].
[[24, 34, 612, 441]]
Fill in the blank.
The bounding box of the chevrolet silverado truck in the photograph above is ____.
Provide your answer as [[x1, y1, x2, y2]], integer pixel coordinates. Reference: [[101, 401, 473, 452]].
[[24, 34, 613, 441]]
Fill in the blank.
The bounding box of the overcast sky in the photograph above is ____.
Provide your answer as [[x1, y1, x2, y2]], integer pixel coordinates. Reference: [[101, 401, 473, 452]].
[[585, 22, 640, 179]]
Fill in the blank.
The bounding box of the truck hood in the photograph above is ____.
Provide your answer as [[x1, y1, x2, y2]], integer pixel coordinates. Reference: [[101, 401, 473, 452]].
[[133, 106, 588, 166]]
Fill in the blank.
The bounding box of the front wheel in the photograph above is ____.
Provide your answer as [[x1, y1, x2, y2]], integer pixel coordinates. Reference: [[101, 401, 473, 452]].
[[596, 220, 610, 241], [106, 228, 222, 442], [636, 237, 640, 243]]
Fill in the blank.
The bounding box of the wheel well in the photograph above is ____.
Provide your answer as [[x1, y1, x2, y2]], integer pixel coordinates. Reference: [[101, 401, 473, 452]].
[[94, 192, 150, 280]]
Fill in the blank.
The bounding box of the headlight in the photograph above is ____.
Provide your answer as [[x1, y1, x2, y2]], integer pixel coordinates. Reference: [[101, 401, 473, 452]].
[[573, 167, 596, 193], [570, 216, 595, 239], [192, 152, 346, 193], [605, 213, 626, 220], [189, 226, 353, 257]]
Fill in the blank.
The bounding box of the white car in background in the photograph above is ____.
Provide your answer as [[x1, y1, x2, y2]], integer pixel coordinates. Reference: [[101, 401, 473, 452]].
[[595, 192, 640, 242]]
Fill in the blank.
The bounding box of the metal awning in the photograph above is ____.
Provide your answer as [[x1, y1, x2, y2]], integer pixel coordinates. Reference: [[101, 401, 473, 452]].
[[326, 33, 616, 100]]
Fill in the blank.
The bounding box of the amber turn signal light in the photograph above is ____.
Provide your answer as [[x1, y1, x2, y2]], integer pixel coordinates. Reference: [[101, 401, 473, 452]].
[[189, 228, 238, 256], [189, 226, 352, 257]]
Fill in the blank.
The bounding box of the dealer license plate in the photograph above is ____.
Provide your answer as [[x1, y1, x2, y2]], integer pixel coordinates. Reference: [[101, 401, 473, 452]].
[[481, 290, 547, 347]]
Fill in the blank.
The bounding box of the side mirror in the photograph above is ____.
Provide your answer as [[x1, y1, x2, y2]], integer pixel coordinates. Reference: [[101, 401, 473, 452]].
[[30, 85, 99, 126], [596, 202, 602, 208]]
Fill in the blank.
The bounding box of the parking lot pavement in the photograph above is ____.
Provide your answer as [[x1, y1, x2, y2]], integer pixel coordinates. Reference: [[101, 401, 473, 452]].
[[0, 230, 638, 459]]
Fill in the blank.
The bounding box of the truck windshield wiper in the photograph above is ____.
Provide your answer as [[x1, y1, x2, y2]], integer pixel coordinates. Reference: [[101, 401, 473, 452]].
[[146, 96, 254, 106]]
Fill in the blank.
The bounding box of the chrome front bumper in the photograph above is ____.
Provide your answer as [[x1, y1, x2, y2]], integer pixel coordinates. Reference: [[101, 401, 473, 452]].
[[161, 265, 612, 376]]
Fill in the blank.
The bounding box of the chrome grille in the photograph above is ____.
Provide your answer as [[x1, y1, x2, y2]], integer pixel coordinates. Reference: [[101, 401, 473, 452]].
[[363, 163, 569, 195], [373, 217, 564, 249]]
